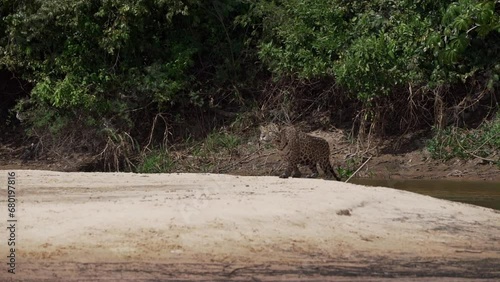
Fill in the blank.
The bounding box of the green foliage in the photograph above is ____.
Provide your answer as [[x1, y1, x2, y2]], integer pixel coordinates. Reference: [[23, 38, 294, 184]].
[[336, 166, 353, 181], [1, 0, 254, 127], [257, 0, 347, 78], [429, 0, 500, 85], [136, 150, 175, 173], [336, 7, 436, 101], [31, 75, 99, 109], [427, 115, 500, 163], [256, 0, 499, 102], [2, 0, 499, 172], [0, 0, 255, 171], [193, 131, 241, 157], [336, 157, 361, 180]]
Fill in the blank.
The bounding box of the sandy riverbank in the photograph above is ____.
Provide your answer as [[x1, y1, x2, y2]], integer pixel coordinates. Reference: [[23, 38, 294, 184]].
[[0, 170, 499, 280]]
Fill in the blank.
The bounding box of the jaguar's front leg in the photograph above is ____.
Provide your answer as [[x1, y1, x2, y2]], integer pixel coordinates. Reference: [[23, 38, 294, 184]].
[[280, 162, 301, 178]]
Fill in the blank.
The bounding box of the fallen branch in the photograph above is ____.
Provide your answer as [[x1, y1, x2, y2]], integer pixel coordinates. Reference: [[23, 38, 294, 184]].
[[455, 133, 497, 163], [345, 156, 372, 183]]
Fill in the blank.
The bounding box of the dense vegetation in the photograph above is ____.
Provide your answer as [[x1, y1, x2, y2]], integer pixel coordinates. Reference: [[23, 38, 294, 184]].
[[1, 0, 499, 170]]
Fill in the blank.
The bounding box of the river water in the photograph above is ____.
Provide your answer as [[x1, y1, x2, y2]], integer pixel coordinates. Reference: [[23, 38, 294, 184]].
[[351, 178, 500, 211]]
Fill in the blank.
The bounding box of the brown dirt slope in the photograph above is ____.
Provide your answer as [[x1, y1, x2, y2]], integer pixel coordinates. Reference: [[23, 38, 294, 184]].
[[0, 126, 498, 181]]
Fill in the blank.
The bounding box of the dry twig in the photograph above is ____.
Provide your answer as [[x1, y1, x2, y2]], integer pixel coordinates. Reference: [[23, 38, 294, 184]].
[[345, 156, 372, 183]]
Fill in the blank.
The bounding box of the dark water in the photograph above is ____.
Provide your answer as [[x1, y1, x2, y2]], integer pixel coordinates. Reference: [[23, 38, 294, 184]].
[[351, 178, 500, 211]]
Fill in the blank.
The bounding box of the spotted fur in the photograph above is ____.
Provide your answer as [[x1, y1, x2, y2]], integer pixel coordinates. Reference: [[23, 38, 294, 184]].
[[260, 123, 340, 180]]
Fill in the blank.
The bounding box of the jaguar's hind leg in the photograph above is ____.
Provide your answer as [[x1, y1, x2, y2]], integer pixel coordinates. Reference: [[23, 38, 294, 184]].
[[323, 162, 340, 181], [306, 163, 319, 178], [280, 163, 302, 178]]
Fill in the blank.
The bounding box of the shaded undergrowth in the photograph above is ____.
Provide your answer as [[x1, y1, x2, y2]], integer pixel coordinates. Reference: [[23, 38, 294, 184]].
[[427, 115, 500, 165]]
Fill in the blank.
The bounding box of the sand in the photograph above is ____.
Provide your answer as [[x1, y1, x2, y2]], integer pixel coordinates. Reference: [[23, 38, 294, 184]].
[[0, 170, 499, 281]]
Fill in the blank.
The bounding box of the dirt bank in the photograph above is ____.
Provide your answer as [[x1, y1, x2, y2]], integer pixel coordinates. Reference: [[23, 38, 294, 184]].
[[1, 125, 499, 182], [0, 170, 499, 280]]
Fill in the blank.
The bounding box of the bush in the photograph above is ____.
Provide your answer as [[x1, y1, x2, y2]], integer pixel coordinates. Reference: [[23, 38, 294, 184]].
[[1, 0, 499, 170], [255, 0, 499, 134], [427, 115, 500, 163], [0, 0, 256, 170], [193, 131, 241, 158], [136, 150, 175, 173]]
